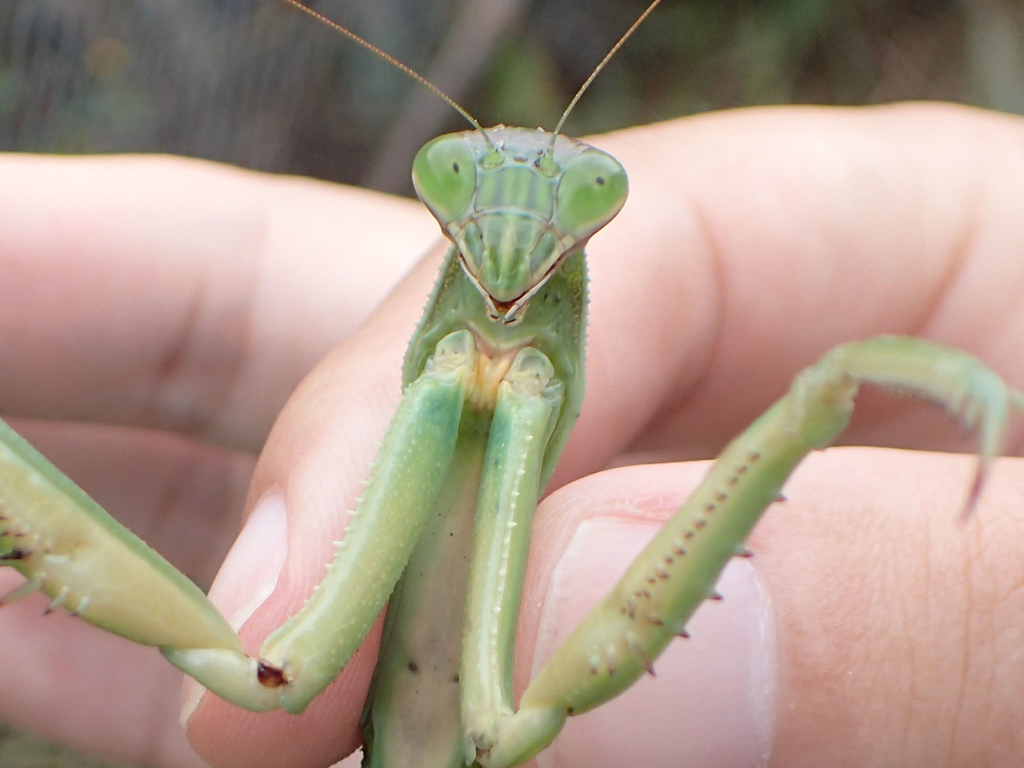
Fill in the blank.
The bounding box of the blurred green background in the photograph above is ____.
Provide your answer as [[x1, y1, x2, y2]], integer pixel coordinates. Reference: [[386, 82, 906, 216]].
[[0, 724, 134, 768], [2, 0, 1022, 195], [0, 1, 1022, 766]]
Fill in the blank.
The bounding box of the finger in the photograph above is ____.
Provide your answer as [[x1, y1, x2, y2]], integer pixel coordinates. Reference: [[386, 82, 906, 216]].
[[518, 449, 1024, 768], [566, 103, 1024, 477], [0, 154, 435, 451]]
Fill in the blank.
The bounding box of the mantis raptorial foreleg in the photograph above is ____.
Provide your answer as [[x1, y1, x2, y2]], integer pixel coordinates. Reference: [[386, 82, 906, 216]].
[[473, 335, 1020, 768], [363, 346, 564, 768], [1, 328, 475, 713]]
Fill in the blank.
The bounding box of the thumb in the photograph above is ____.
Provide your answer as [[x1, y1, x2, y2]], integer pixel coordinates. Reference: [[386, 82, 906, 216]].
[[519, 448, 1024, 768]]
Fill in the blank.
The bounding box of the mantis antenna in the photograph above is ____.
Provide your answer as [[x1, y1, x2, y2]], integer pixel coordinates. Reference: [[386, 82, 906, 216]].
[[280, 0, 496, 151], [283, 0, 667, 161], [547, 0, 665, 153]]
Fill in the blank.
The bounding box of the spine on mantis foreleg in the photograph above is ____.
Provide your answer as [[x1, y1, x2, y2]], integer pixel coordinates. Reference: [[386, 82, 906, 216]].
[[482, 335, 1022, 768]]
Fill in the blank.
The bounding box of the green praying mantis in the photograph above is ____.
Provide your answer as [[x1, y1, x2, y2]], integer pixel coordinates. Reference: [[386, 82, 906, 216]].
[[2, 3, 1024, 768]]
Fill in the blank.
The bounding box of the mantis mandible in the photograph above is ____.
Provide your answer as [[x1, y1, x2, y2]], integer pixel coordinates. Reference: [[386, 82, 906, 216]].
[[2, 3, 1023, 768]]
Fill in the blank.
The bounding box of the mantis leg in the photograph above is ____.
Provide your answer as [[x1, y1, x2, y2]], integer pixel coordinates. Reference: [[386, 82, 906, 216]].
[[362, 345, 565, 768], [360, 412, 488, 768], [460, 348, 564, 761], [480, 335, 1023, 768], [0, 417, 277, 707], [243, 329, 474, 712], [1, 329, 477, 713]]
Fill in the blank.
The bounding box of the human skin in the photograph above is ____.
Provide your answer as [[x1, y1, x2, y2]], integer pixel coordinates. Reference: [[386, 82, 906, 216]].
[[0, 103, 1023, 768]]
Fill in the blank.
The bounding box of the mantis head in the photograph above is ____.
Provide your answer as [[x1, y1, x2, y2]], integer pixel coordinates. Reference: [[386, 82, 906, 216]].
[[280, 0, 657, 326], [412, 127, 627, 324]]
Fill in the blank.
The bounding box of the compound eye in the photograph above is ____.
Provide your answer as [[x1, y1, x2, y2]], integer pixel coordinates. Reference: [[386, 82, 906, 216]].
[[412, 135, 478, 225], [555, 150, 628, 240]]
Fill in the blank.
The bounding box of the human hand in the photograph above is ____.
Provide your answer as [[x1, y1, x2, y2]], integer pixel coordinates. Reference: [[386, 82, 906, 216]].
[[3, 103, 1024, 768]]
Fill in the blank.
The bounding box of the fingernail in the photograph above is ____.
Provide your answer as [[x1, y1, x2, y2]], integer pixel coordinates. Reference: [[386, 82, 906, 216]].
[[533, 517, 776, 768], [207, 492, 289, 630], [181, 492, 289, 724]]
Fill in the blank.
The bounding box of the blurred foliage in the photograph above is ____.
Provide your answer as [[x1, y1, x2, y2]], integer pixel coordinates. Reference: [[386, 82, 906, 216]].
[[1, 0, 1022, 194], [0, 724, 133, 768], [487, 0, 1024, 134]]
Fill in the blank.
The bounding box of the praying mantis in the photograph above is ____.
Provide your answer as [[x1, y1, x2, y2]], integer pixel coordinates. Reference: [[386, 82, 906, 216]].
[[2, 3, 1024, 768]]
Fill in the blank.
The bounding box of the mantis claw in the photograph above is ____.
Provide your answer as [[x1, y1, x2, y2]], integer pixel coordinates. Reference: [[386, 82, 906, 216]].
[[255, 661, 289, 688]]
